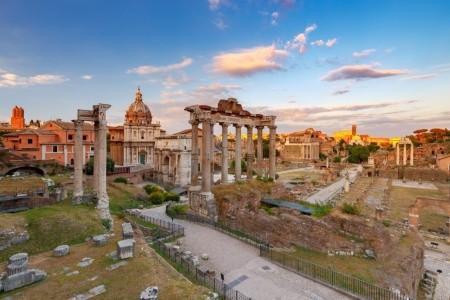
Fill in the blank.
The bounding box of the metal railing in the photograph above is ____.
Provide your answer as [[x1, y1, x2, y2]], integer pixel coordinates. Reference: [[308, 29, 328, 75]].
[[260, 245, 412, 300], [153, 239, 251, 300]]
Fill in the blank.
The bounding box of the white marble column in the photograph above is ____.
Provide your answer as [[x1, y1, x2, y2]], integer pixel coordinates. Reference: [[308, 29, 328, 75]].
[[95, 104, 111, 221], [210, 122, 215, 186], [234, 124, 242, 181], [410, 143, 414, 166], [221, 122, 229, 183], [256, 126, 264, 176], [93, 121, 99, 195], [396, 143, 400, 165], [246, 125, 254, 179], [190, 120, 199, 186], [403, 144, 407, 166], [269, 125, 276, 179], [201, 120, 212, 193], [72, 119, 84, 203]]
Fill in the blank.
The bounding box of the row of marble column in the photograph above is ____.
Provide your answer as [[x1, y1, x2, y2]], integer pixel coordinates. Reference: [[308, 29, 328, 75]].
[[396, 143, 414, 166], [190, 120, 276, 193]]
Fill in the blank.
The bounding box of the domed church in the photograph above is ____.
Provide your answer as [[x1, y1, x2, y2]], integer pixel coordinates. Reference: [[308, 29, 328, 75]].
[[123, 87, 163, 166]]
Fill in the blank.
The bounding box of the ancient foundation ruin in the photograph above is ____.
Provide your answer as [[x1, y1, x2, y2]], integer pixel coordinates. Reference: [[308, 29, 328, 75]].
[[185, 98, 276, 221]]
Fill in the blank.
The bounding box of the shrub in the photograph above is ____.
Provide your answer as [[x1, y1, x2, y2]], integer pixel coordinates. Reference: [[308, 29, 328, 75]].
[[101, 218, 112, 231], [166, 204, 188, 218], [164, 192, 180, 202], [341, 203, 360, 215], [312, 204, 333, 217], [144, 184, 160, 195], [114, 177, 128, 184], [149, 192, 164, 205], [48, 169, 57, 176], [333, 157, 341, 163], [382, 220, 391, 227]]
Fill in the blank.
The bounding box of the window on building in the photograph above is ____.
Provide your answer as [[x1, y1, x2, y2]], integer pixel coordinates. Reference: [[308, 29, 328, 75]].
[[68, 134, 73, 140], [141, 131, 145, 139], [83, 135, 87, 141], [28, 139, 33, 144], [53, 146, 58, 152], [91, 146, 94, 151]]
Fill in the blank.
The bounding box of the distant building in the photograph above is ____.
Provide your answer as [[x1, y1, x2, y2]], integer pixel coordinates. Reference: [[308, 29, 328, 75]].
[[10, 106, 25, 129], [333, 124, 399, 147], [2, 120, 95, 165], [280, 128, 321, 162]]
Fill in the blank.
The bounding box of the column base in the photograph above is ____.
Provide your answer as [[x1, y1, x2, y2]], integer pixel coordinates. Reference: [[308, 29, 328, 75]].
[[188, 190, 217, 223], [71, 193, 84, 205]]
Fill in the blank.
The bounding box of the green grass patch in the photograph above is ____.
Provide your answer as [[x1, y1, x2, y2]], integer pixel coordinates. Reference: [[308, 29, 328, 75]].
[[312, 203, 333, 217], [0, 199, 105, 262]]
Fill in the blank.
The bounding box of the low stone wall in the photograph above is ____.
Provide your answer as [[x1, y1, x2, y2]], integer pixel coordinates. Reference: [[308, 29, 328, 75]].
[[379, 167, 448, 182]]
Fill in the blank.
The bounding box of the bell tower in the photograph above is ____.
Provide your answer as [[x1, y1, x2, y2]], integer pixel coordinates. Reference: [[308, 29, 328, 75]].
[[11, 106, 25, 129]]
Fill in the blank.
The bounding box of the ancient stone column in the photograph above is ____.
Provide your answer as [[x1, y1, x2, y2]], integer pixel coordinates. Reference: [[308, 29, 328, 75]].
[[234, 124, 242, 181], [410, 143, 414, 166], [246, 125, 254, 179], [72, 119, 84, 204], [396, 143, 400, 165], [93, 121, 99, 195], [201, 120, 211, 193], [403, 144, 407, 166], [256, 126, 264, 176], [269, 125, 277, 179], [210, 122, 215, 186], [221, 122, 229, 183], [95, 104, 111, 221], [190, 120, 199, 186]]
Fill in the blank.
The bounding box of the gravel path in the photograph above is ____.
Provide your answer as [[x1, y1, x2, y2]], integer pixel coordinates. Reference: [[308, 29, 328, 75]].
[[139, 206, 351, 300], [424, 242, 450, 300]]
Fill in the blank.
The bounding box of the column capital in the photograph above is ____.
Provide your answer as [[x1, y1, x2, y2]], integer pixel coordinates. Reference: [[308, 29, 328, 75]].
[[72, 119, 84, 126], [245, 125, 254, 130], [269, 125, 277, 130], [233, 123, 243, 129], [256, 125, 264, 130], [189, 120, 200, 126], [219, 122, 230, 127]]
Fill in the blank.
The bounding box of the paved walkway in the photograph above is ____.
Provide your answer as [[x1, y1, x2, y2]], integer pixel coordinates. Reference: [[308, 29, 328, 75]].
[[305, 166, 361, 204], [424, 241, 450, 300], [139, 206, 351, 300]]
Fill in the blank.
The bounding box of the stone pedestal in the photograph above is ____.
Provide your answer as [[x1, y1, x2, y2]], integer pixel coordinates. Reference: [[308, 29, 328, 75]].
[[121, 222, 134, 239], [189, 191, 217, 222], [117, 239, 136, 259]]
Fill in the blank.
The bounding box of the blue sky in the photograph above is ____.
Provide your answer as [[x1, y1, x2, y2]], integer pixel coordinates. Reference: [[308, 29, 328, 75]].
[[1, 0, 449, 137]]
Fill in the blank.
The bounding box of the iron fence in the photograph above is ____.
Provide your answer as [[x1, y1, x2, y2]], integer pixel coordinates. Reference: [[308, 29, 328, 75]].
[[260, 244, 413, 300], [153, 239, 251, 300]]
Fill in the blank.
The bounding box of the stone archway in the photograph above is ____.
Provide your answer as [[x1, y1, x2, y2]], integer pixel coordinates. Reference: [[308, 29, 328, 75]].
[[409, 197, 450, 241], [5, 166, 44, 176]]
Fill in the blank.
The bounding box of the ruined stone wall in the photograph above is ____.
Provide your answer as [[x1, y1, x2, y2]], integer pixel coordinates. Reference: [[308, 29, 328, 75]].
[[379, 167, 449, 182]]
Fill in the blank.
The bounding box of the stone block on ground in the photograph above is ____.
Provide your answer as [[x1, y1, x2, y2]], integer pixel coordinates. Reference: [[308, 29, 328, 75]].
[[53, 245, 70, 257], [121, 222, 134, 239], [8, 253, 28, 265], [77, 257, 94, 267], [2, 269, 47, 292], [201, 253, 209, 260], [92, 234, 109, 246], [107, 261, 128, 271], [117, 239, 136, 259], [364, 249, 376, 259], [140, 286, 158, 300], [192, 256, 200, 266], [68, 284, 106, 300]]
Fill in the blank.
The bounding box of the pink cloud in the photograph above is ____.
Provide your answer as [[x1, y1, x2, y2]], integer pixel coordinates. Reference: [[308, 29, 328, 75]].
[[127, 58, 193, 74], [212, 45, 288, 76], [320, 64, 409, 81], [352, 49, 376, 58], [325, 38, 338, 47], [311, 40, 324, 46], [305, 23, 317, 34], [399, 73, 437, 81]]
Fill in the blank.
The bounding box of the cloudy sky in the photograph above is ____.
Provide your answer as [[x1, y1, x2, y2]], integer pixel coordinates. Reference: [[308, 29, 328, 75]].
[[1, 0, 449, 136]]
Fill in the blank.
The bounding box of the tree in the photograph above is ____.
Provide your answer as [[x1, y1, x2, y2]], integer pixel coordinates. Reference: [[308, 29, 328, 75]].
[[319, 152, 327, 161], [84, 157, 115, 175], [347, 145, 370, 163], [230, 158, 247, 172], [367, 142, 380, 153]]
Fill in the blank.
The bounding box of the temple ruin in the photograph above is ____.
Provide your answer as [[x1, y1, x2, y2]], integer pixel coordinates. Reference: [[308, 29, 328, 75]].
[[72, 103, 112, 222], [185, 98, 276, 221]]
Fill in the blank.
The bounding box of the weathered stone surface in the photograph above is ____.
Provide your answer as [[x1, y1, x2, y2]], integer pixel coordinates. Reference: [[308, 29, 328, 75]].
[[92, 234, 109, 246], [201, 253, 209, 260], [2, 269, 47, 292], [140, 286, 158, 300], [176, 239, 182, 245], [206, 292, 219, 300], [107, 261, 128, 271], [53, 245, 70, 257], [364, 249, 376, 259], [8, 252, 28, 265], [68, 284, 106, 300], [77, 257, 94, 267], [66, 270, 79, 276], [7, 260, 28, 276], [117, 239, 135, 259], [10, 232, 29, 246], [192, 256, 200, 266], [121, 222, 133, 239], [106, 251, 118, 260]]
